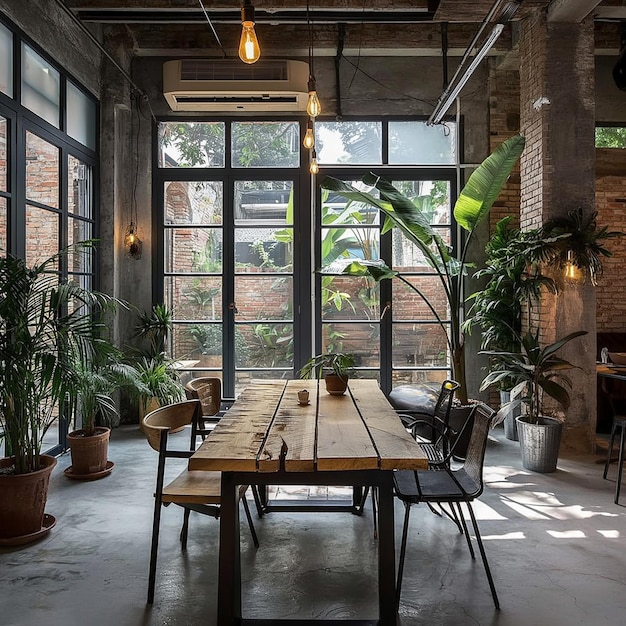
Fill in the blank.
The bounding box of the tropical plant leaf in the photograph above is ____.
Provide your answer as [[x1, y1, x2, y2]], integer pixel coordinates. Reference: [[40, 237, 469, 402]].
[[454, 135, 525, 232]]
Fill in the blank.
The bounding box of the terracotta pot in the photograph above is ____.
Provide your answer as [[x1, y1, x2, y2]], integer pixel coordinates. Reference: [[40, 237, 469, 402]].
[[0, 455, 57, 540], [324, 373, 348, 395], [67, 427, 110, 475]]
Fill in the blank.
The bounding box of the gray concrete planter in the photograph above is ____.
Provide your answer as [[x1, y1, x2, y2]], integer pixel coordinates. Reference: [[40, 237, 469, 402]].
[[516, 415, 563, 473]]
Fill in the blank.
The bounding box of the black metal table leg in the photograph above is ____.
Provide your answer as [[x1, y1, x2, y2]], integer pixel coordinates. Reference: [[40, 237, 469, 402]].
[[218, 471, 241, 625], [377, 472, 397, 626]]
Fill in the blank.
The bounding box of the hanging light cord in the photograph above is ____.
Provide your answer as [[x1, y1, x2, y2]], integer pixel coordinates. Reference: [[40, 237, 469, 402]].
[[197, 0, 228, 58], [307, 0, 314, 78], [131, 94, 140, 228]]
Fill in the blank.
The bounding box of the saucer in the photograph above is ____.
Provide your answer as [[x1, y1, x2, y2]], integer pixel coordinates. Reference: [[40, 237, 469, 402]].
[[0, 513, 56, 546], [298, 400, 311, 406], [64, 460, 114, 481]]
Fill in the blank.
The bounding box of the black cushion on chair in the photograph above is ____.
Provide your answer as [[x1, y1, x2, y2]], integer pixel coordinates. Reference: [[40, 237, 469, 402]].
[[388, 383, 440, 414]]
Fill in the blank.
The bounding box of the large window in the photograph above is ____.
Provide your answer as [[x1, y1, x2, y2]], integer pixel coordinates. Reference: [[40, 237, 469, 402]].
[[156, 117, 457, 395], [0, 17, 98, 455]]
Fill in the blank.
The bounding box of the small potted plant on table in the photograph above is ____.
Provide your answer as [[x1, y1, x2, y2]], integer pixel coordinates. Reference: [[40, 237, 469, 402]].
[[299, 352, 356, 395]]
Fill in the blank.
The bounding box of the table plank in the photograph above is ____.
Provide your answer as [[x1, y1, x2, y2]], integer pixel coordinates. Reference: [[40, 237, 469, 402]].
[[260, 379, 317, 472], [348, 379, 428, 470], [316, 386, 379, 471], [189, 380, 286, 471]]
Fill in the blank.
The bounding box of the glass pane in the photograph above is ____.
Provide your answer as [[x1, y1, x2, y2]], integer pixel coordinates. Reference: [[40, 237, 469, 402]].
[[66, 81, 96, 150], [68, 156, 92, 218], [67, 273, 93, 316], [172, 322, 222, 367], [322, 275, 379, 321], [321, 185, 379, 226], [67, 241, 93, 274], [165, 276, 223, 321], [321, 226, 379, 266], [321, 322, 380, 368], [235, 228, 293, 271], [0, 115, 6, 192], [392, 229, 451, 274], [26, 131, 59, 207], [389, 121, 457, 164], [25, 204, 59, 264], [391, 180, 451, 225], [595, 127, 626, 148], [392, 276, 448, 321], [392, 323, 449, 368], [68, 217, 92, 249], [316, 121, 382, 165], [231, 122, 299, 168], [238, 322, 294, 368], [0, 197, 6, 254], [21, 44, 60, 127], [164, 227, 223, 273], [165, 181, 223, 224], [158, 121, 225, 168], [0, 22, 11, 97], [392, 369, 449, 387], [235, 181, 293, 223], [235, 276, 292, 320]]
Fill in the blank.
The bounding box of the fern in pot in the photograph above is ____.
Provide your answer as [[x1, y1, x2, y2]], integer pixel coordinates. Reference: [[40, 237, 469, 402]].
[[480, 328, 587, 472]]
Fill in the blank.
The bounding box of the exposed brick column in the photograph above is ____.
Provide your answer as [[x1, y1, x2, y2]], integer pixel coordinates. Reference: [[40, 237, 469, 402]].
[[519, 9, 596, 451]]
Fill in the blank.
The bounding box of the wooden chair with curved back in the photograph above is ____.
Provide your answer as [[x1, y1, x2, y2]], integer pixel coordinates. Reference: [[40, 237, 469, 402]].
[[185, 377, 226, 434], [143, 399, 259, 604]]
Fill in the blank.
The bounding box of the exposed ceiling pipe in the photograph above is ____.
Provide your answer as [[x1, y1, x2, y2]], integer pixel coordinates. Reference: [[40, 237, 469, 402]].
[[335, 23, 346, 120]]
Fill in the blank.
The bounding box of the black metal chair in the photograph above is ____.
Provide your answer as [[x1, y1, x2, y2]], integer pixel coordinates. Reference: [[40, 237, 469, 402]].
[[602, 391, 626, 504], [398, 379, 461, 467], [143, 399, 259, 604], [393, 402, 499, 610]]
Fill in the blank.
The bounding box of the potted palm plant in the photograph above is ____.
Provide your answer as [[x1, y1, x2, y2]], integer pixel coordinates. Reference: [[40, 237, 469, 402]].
[[65, 344, 148, 479], [480, 329, 587, 472], [299, 352, 356, 395], [0, 246, 122, 543], [465, 217, 557, 439], [320, 134, 526, 406]]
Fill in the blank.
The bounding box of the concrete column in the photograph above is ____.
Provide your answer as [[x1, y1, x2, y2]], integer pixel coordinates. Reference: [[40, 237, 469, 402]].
[[519, 9, 596, 450]]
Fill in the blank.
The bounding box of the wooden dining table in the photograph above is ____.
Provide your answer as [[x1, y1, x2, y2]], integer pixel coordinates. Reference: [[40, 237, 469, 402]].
[[189, 377, 428, 625]]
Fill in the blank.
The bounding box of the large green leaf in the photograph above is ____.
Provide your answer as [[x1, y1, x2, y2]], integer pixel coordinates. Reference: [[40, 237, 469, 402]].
[[454, 135, 525, 232]]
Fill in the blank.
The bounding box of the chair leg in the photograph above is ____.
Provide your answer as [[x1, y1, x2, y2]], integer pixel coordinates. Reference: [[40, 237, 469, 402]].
[[465, 502, 500, 610], [616, 423, 625, 505], [147, 499, 163, 604], [252, 485, 266, 518], [371, 486, 378, 540], [241, 490, 260, 548], [180, 508, 191, 550], [396, 502, 412, 612], [604, 422, 618, 480], [456, 502, 475, 559]]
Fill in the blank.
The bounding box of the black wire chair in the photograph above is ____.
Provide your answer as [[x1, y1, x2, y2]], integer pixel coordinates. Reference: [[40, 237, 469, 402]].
[[393, 402, 499, 610]]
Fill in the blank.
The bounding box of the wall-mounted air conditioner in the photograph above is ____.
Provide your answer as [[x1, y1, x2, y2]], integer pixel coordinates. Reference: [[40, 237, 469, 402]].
[[163, 59, 309, 112]]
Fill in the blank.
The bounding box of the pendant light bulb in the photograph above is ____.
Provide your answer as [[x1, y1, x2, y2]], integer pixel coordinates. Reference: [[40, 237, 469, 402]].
[[303, 122, 315, 150], [239, 1, 260, 64], [306, 77, 321, 118], [309, 150, 319, 175]]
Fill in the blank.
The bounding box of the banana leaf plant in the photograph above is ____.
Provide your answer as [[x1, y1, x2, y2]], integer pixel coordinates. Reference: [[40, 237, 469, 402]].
[[320, 134, 526, 404]]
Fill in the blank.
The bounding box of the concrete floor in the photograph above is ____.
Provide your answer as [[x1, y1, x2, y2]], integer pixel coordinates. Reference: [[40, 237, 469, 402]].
[[1, 425, 626, 626]]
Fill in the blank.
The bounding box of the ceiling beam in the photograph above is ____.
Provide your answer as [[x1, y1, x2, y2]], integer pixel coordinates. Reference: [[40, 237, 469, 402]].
[[547, 0, 604, 22]]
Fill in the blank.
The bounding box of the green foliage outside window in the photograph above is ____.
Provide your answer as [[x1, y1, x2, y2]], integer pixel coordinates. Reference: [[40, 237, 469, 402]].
[[595, 127, 626, 148]]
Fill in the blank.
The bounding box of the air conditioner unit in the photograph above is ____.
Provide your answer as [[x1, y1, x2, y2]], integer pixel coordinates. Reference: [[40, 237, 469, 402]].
[[163, 59, 309, 112]]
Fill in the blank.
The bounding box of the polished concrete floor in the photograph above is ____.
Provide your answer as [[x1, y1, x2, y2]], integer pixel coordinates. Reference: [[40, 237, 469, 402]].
[[2, 425, 626, 626]]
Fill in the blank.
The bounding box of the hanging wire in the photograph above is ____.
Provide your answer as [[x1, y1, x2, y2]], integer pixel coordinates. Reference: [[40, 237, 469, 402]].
[[307, 0, 314, 77], [197, 0, 228, 58]]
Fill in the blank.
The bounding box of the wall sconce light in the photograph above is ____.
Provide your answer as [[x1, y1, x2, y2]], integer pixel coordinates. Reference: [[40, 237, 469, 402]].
[[124, 221, 142, 259], [239, 0, 261, 64], [563, 250, 582, 283]]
